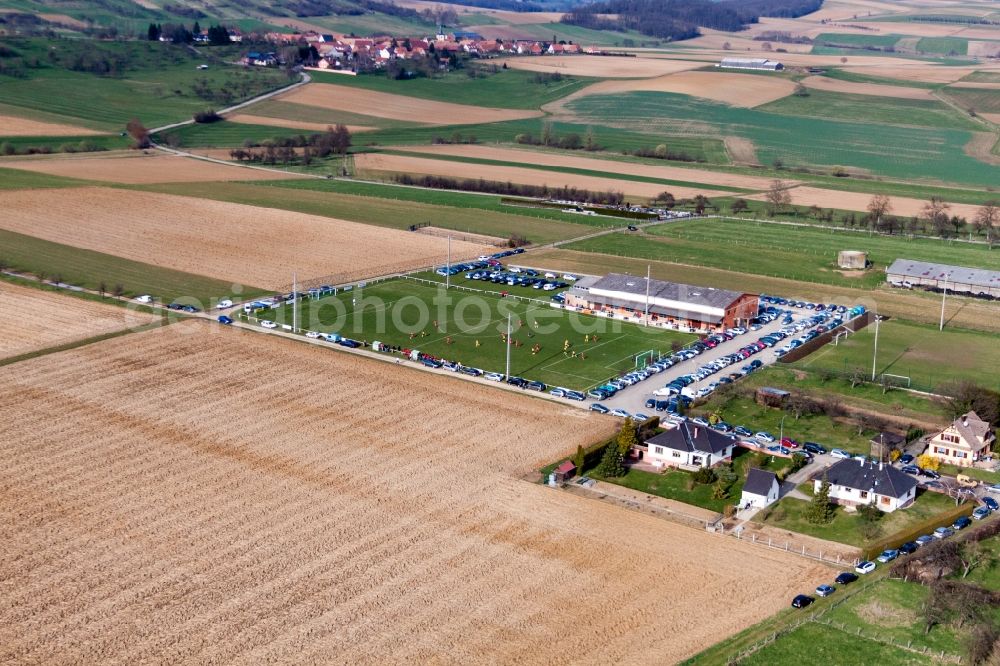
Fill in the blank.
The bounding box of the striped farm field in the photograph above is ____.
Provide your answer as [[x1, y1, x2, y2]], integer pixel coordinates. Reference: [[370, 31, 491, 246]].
[[0, 280, 156, 360], [0, 187, 491, 289], [0, 320, 829, 663]]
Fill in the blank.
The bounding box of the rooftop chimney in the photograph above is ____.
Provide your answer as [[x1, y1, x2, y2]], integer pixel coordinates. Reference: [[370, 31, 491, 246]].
[[964, 418, 969, 427], [859, 457, 864, 466], [879, 462, 884, 471]]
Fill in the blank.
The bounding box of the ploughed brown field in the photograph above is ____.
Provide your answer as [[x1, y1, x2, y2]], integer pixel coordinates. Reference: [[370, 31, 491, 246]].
[[0, 281, 156, 359], [278, 82, 542, 125], [0, 152, 307, 184], [0, 320, 828, 663], [0, 114, 103, 137], [0, 187, 490, 289]]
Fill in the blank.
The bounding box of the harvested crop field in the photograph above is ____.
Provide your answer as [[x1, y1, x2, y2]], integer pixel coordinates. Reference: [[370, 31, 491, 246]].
[[0, 187, 490, 288], [842, 64, 975, 84], [546, 71, 795, 111], [224, 113, 374, 133], [0, 320, 829, 663], [747, 186, 983, 220], [0, 152, 306, 184], [0, 114, 102, 137], [355, 152, 735, 200], [0, 281, 156, 360], [278, 82, 541, 125], [800, 75, 933, 99], [402, 143, 783, 189], [501, 55, 707, 78]]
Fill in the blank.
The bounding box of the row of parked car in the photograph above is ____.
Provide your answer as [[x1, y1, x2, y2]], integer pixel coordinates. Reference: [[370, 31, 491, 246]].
[[434, 249, 526, 277], [761, 295, 852, 314], [464, 269, 570, 291]]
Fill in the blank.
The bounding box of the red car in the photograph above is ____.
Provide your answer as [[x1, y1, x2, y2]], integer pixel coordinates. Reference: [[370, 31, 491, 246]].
[[780, 437, 799, 449]]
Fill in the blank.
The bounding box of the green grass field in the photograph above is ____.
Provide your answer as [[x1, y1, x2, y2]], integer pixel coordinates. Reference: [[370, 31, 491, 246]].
[[134, 180, 603, 244], [940, 87, 1000, 114], [309, 68, 596, 110], [253, 278, 694, 390], [962, 71, 1000, 84], [567, 91, 1000, 186], [229, 99, 421, 129], [0, 166, 95, 190], [796, 318, 1000, 392], [757, 90, 980, 131], [762, 485, 961, 548], [563, 218, 1000, 290], [813, 33, 905, 49], [0, 228, 264, 304], [916, 37, 969, 55], [820, 68, 937, 89], [741, 619, 941, 666]]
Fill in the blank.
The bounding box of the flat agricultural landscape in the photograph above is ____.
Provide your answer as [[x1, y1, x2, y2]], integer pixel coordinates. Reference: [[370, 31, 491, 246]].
[[747, 186, 985, 220], [0, 281, 156, 360], [799, 75, 934, 100], [354, 152, 734, 200], [0, 152, 308, 184], [277, 81, 542, 126], [500, 54, 709, 78], [402, 143, 787, 189], [0, 187, 491, 289], [0, 320, 829, 663]]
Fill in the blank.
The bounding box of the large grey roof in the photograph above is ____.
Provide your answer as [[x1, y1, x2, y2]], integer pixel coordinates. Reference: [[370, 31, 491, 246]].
[[582, 293, 724, 324], [824, 459, 917, 500], [646, 420, 736, 456], [743, 468, 778, 497], [589, 273, 746, 310], [886, 259, 1000, 291]]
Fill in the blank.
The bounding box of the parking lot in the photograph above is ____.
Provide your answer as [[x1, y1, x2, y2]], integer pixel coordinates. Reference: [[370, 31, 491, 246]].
[[593, 302, 862, 420]]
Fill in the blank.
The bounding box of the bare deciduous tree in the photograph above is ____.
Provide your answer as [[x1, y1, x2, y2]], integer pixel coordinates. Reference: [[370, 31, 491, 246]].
[[764, 180, 792, 215], [867, 193, 892, 227]]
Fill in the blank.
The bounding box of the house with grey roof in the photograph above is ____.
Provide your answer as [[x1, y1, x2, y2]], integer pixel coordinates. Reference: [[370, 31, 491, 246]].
[[563, 272, 758, 333], [740, 468, 779, 508], [644, 420, 736, 469], [816, 459, 917, 513], [926, 411, 995, 467]]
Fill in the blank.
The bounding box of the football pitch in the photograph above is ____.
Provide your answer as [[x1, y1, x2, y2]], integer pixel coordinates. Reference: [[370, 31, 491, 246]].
[[254, 279, 696, 390]]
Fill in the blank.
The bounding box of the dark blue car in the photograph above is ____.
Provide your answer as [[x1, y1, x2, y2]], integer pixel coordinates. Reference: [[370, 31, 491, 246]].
[[217, 315, 233, 325]]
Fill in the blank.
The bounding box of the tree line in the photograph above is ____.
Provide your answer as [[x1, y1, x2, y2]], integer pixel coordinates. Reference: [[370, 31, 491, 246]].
[[392, 174, 626, 206], [229, 125, 352, 166]]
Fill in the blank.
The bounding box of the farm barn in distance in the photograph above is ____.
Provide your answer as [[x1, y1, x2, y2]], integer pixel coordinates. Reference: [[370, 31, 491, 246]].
[[718, 57, 783, 71], [886, 259, 1000, 297], [563, 273, 758, 333]]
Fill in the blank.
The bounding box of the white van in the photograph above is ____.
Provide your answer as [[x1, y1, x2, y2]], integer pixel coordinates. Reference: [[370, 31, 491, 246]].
[[135, 294, 152, 304]]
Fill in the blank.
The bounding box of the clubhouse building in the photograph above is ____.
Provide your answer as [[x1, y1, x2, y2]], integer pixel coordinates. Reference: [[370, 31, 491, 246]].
[[563, 273, 758, 333]]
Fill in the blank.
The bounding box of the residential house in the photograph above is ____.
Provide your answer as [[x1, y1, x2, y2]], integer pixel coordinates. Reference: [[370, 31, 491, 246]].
[[740, 468, 780, 508], [816, 459, 917, 513], [242, 51, 277, 67], [644, 420, 736, 469], [926, 411, 995, 467]]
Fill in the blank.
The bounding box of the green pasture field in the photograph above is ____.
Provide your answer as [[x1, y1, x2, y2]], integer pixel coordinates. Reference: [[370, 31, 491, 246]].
[[757, 90, 980, 131], [133, 180, 603, 244], [813, 32, 905, 49], [227, 99, 421, 130], [741, 619, 943, 666], [509, 22, 651, 46], [379, 148, 756, 193], [940, 87, 1000, 114], [563, 217, 1000, 290], [0, 166, 94, 190], [566, 91, 1000, 186], [306, 12, 435, 37], [0, 39, 289, 130], [962, 71, 1000, 83], [309, 67, 596, 110], [916, 36, 969, 55], [155, 119, 315, 147], [794, 318, 1000, 392], [254, 278, 695, 390], [0, 228, 264, 304], [762, 484, 961, 548]]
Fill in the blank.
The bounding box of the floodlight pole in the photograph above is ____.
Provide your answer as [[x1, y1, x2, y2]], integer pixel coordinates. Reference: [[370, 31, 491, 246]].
[[505, 312, 512, 380], [779, 415, 786, 445], [871, 314, 881, 382], [644, 264, 651, 327], [939, 278, 947, 331], [293, 271, 298, 332], [446, 235, 451, 291]]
